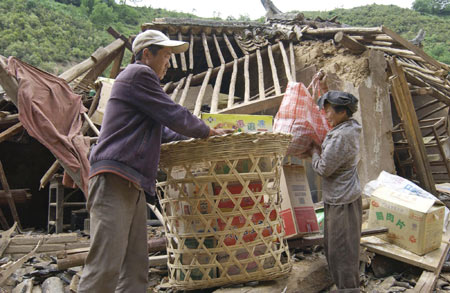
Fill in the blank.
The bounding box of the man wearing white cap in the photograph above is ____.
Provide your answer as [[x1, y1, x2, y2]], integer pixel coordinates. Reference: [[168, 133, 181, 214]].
[[78, 30, 228, 292]]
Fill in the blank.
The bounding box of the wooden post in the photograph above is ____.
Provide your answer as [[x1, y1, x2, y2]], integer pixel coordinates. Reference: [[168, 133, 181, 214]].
[[289, 42, 296, 82], [223, 33, 238, 108], [59, 38, 125, 83], [211, 34, 226, 113], [179, 74, 193, 107], [388, 58, 436, 194], [268, 45, 281, 96], [0, 162, 21, 229], [170, 77, 185, 102], [189, 33, 194, 70], [178, 32, 187, 72], [163, 81, 173, 93], [202, 32, 213, 68], [278, 41, 292, 82], [244, 54, 250, 103], [256, 49, 265, 99], [0, 122, 23, 143], [194, 68, 212, 116], [228, 60, 238, 108], [109, 46, 125, 79], [334, 32, 367, 54]]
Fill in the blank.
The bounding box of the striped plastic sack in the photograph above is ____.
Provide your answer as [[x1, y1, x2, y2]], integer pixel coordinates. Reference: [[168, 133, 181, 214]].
[[273, 80, 330, 156]]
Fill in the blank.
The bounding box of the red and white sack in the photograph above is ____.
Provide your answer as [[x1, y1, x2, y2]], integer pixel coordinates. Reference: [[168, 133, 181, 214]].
[[273, 79, 330, 156]]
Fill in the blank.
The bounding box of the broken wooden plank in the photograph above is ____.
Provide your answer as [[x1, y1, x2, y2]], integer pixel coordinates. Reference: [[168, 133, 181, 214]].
[[0, 122, 23, 143], [163, 81, 173, 93], [220, 93, 284, 115], [381, 26, 448, 72], [0, 240, 41, 285], [361, 235, 447, 272], [193, 68, 212, 116], [256, 49, 265, 100], [278, 41, 292, 82], [10, 232, 77, 245], [0, 222, 17, 257], [0, 161, 21, 228], [334, 32, 367, 54], [289, 227, 389, 249], [268, 44, 281, 96], [149, 255, 168, 267], [389, 58, 436, 194], [289, 42, 296, 82], [82, 113, 100, 136]]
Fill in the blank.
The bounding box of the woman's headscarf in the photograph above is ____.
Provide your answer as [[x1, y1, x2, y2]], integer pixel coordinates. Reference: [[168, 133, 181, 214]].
[[317, 91, 359, 113]]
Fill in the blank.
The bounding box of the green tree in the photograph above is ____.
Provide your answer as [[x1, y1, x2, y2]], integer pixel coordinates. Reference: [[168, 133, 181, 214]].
[[81, 0, 95, 14], [90, 2, 116, 27]]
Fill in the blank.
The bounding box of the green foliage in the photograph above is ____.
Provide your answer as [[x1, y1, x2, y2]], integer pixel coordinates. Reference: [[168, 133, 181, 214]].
[[299, 4, 450, 65], [0, 0, 196, 74], [1, 0, 448, 75], [412, 0, 449, 15]]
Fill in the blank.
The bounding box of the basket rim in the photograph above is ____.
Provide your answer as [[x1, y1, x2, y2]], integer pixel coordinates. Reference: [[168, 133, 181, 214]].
[[160, 131, 292, 151]]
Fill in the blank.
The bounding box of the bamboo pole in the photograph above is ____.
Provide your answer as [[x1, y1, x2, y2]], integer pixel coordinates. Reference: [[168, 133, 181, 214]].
[[0, 161, 21, 229], [213, 34, 225, 64], [194, 68, 212, 116], [179, 74, 193, 107], [268, 45, 281, 96], [189, 33, 194, 70], [170, 77, 186, 102], [202, 32, 213, 68], [178, 32, 187, 72], [289, 42, 296, 82], [256, 49, 265, 100], [278, 41, 292, 82], [244, 54, 250, 103]]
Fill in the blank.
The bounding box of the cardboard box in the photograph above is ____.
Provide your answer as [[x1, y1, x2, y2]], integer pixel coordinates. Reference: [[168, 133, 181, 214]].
[[166, 166, 216, 234], [201, 113, 273, 132], [279, 165, 319, 238], [368, 186, 445, 255]]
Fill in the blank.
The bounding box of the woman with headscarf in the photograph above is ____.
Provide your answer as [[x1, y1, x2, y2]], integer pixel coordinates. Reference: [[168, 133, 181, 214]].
[[309, 90, 362, 293]]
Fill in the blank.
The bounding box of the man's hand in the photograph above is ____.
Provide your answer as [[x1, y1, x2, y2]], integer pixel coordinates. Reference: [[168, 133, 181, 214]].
[[208, 128, 234, 137]]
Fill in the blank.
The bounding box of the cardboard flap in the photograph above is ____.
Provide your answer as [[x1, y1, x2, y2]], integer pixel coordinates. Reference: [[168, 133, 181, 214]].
[[372, 186, 436, 213]]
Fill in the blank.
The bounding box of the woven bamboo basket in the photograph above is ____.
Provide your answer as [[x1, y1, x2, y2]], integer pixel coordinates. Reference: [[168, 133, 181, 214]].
[[157, 132, 293, 290]]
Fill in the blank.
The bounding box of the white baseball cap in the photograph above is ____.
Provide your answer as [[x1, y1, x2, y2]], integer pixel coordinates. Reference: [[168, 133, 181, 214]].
[[132, 30, 189, 55]]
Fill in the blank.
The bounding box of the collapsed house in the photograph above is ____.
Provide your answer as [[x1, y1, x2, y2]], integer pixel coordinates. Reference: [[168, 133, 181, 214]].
[[0, 0, 450, 291]]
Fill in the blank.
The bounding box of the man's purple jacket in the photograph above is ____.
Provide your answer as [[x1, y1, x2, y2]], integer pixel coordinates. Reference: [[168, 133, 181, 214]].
[[89, 61, 210, 195]]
